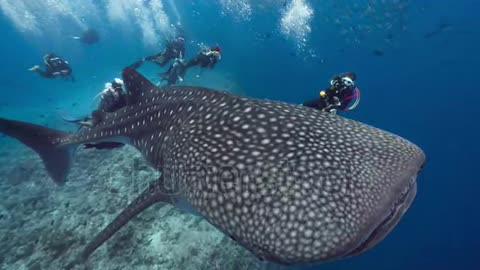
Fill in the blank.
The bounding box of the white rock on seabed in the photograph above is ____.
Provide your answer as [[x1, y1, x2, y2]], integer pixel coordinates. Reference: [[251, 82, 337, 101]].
[[0, 139, 261, 270]]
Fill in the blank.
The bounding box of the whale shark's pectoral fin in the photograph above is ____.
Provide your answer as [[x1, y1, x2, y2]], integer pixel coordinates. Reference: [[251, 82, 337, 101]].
[[122, 67, 160, 105], [68, 175, 173, 268]]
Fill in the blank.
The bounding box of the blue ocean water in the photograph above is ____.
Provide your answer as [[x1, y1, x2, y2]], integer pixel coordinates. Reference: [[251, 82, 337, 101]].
[[0, 1, 478, 269]]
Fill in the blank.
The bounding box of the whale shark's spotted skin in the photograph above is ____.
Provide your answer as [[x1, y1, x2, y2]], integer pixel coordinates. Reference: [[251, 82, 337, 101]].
[[0, 69, 425, 266]]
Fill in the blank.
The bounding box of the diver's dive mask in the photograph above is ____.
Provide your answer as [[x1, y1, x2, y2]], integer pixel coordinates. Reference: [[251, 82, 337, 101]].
[[331, 76, 355, 90], [341, 77, 354, 87]]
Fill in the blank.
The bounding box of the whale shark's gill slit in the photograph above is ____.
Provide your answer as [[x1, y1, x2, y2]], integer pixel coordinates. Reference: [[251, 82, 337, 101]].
[[345, 178, 417, 258]]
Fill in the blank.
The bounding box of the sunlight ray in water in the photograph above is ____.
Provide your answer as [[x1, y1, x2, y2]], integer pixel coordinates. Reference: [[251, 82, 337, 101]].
[[0, 0, 40, 34], [167, 0, 182, 25], [220, 0, 253, 21], [106, 0, 172, 47], [0, 0, 172, 47], [0, 0, 97, 34]]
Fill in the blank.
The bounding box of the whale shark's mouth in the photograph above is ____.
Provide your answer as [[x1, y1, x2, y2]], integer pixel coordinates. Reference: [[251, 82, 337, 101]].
[[345, 176, 418, 257]]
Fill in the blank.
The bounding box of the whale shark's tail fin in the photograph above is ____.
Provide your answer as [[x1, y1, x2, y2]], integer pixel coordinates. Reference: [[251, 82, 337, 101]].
[[0, 118, 77, 185]]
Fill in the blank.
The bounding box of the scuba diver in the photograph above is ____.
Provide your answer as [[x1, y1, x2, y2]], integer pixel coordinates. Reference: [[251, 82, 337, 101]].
[[95, 78, 128, 114], [29, 53, 74, 81], [129, 31, 186, 69], [160, 58, 188, 86], [303, 72, 361, 114], [160, 45, 222, 86], [60, 78, 127, 150], [62, 78, 127, 128], [185, 45, 222, 69]]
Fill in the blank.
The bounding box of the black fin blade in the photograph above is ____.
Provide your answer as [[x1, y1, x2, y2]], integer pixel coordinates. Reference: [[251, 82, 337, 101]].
[[122, 67, 158, 105], [75, 177, 170, 264], [0, 118, 76, 185]]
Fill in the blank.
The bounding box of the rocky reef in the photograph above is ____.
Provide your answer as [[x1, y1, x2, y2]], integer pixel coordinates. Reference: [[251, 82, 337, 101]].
[[0, 139, 262, 270]]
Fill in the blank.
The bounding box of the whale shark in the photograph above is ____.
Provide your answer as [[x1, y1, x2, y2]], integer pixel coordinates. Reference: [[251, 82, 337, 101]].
[[0, 68, 425, 267]]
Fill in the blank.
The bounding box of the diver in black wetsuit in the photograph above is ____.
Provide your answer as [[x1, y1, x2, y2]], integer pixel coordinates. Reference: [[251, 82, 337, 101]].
[[96, 79, 128, 114], [160, 45, 222, 86], [184, 45, 222, 69], [160, 58, 188, 86], [29, 53, 74, 81], [61, 78, 127, 150], [129, 32, 186, 69], [303, 72, 360, 114], [62, 78, 127, 128]]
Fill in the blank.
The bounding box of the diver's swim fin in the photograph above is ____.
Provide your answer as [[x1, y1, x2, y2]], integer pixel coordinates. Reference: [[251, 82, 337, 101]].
[[57, 111, 92, 128], [28, 65, 40, 71], [128, 59, 145, 70], [77, 121, 93, 127], [151, 55, 166, 66], [0, 118, 77, 185], [58, 111, 87, 123], [159, 72, 168, 78]]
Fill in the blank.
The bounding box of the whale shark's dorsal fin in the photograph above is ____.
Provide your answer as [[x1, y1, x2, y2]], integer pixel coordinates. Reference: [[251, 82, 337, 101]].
[[92, 110, 106, 126], [122, 68, 158, 105]]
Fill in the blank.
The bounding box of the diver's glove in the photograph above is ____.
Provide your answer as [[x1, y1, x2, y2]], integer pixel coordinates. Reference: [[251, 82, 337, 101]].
[[332, 97, 341, 106]]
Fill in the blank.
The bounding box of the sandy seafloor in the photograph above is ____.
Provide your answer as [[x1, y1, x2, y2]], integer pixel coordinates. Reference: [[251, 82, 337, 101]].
[[0, 138, 264, 270]]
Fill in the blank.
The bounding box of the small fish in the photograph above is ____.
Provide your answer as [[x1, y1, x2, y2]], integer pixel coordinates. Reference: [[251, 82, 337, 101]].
[[84, 142, 125, 150], [438, 22, 451, 31], [424, 23, 452, 39], [73, 29, 99, 45], [373, 49, 385, 56], [424, 31, 437, 39], [0, 68, 425, 268]]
